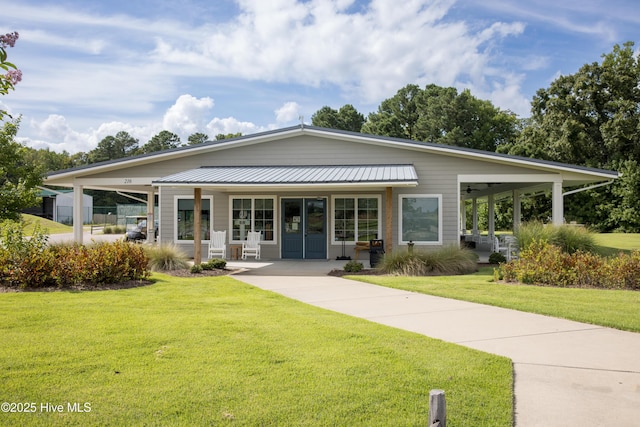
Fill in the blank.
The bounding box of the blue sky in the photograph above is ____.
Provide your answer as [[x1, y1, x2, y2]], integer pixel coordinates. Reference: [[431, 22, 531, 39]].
[[2, 0, 638, 154]]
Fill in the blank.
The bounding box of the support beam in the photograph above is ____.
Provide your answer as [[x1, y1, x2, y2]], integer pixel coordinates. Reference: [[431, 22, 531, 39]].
[[194, 188, 202, 265], [488, 194, 495, 239], [552, 181, 564, 225], [73, 183, 84, 244], [472, 198, 478, 235], [460, 198, 467, 235], [385, 187, 393, 253], [512, 190, 521, 231], [146, 189, 155, 244]]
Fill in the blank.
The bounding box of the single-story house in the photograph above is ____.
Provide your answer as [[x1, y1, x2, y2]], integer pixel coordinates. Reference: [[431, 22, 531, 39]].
[[44, 125, 619, 261]]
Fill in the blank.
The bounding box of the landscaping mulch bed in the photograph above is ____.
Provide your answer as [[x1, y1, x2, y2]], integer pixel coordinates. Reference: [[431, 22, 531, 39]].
[[0, 268, 238, 293], [328, 269, 385, 277]]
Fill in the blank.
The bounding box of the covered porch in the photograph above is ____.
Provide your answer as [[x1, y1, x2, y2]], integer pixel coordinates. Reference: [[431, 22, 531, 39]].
[[458, 172, 615, 255]]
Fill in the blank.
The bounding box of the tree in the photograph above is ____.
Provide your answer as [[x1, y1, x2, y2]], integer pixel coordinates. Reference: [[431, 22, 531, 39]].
[[362, 83, 518, 151], [416, 85, 519, 151], [90, 131, 139, 163], [187, 132, 209, 145], [0, 31, 21, 120], [215, 132, 242, 141], [0, 120, 43, 220], [502, 42, 640, 230], [26, 148, 76, 173], [362, 84, 421, 139], [140, 130, 181, 153], [311, 104, 365, 132]]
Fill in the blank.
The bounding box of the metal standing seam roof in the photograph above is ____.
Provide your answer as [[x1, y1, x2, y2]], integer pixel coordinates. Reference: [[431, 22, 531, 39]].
[[152, 164, 418, 185]]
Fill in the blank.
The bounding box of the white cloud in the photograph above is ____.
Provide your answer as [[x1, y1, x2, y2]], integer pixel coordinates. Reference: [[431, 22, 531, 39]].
[[11, 0, 615, 151], [153, 0, 525, 104], [206, 117, 264, 138], [162, 94, 215, 138], [274, 102, 300, 124], [29, 114, 92, 153]]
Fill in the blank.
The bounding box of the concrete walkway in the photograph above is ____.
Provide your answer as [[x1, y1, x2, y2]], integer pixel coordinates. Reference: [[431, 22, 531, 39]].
[[230, 260, 640, 427]]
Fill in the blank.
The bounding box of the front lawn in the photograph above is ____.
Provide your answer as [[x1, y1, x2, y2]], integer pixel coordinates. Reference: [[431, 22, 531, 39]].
[[0, 274, 512, 426], [352, 267, 640, 332]]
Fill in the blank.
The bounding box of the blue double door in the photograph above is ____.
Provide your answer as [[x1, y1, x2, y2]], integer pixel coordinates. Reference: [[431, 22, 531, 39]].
[[281, 198, 327, 259]]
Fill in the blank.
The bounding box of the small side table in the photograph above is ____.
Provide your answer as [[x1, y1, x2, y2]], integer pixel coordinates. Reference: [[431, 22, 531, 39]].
[[229, 244, 242, 260]]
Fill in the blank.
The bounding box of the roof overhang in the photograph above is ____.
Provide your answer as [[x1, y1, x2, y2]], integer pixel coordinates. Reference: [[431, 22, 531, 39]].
[[152, 164, 419, 189]]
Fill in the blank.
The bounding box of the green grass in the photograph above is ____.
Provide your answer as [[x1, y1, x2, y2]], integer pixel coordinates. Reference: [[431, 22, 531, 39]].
[[351, 267, 640, 332], [594, 233, 640, 255], [21, 214, 72, 235], [0, 275, 512, 426]]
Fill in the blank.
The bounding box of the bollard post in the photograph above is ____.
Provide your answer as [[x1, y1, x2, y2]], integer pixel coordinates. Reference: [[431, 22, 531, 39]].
[[429, 389, 446, 427]]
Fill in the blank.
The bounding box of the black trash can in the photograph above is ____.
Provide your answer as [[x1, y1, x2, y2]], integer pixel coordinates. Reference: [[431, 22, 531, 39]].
[[369, 239, 385, 268]]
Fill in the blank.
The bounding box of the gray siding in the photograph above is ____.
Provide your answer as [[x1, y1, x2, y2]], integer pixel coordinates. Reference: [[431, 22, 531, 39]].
[[90, 135, 556, 259]]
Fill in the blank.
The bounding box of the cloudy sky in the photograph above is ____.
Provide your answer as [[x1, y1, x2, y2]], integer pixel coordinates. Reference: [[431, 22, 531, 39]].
[[2, 0, 638, 154]]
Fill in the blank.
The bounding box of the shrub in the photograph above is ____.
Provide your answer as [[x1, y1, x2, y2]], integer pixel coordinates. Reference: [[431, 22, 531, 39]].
[[103, 226, 113, 234], [0, 222, 150, 289], [0, 220, 54, 288], [515, 222, 597, 254], [378, 245, 478, 276], [144, 244, 190, 271], [488, 252, 507, 264], [500, 240, 640, 290], [202, 259, 226, 270], [86, 240, 149, 284], [190, 264, 203, 274], [343, 260, 364, 273]]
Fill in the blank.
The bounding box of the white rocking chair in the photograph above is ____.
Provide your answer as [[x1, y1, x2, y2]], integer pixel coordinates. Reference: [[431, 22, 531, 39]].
[[241, 231, 261, 260], [208, 230, 227, 259]]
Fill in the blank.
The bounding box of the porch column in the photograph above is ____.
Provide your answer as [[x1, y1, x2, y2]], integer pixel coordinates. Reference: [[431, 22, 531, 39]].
[[472, 198, 478, 234], [194, 188, 202, 264], [73, 183, 84, 244], [146, 188, 155, 244], [385, 187, 393, 253], [460, 198, 467, 234], [552, 180, 564, 225], [488, 194, 495, 239], [512, 190, 521, 231]]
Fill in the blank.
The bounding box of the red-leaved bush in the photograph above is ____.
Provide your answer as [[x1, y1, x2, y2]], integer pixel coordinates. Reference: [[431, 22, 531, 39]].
[[500, 240, 640, 289], [1, 220, 150, 289]]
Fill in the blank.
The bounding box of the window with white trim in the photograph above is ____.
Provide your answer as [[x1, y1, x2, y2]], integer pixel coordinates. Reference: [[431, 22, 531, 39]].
[[332, 196, 381, 243], [229, 196, 275, 242], [399, 194, 442, 244], [175, 196, 213, 241]]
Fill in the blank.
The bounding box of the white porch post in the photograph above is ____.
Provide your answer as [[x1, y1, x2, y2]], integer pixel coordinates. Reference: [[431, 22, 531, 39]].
[[513, 190, 521, 230], [385, 187, 393, 253], [146, 189, 155, 244], [460, 198, 467, 234], [73, 183, 84, 244], [472, 198, 478, 235], [193, 188, 202, 265], [488, 194, 495, 239], [552, 180, 564, 225]]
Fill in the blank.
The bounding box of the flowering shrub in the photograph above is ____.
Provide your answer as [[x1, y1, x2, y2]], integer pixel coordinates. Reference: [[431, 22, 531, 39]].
[[1, 31, 22, 119], [500, 239, 640, 290], [1, 220, 150, 289]]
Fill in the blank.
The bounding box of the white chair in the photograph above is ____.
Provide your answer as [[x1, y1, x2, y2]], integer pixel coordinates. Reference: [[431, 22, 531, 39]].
[[241, 231, 261, 260], [503, 235, 519, 260], [208, 230, 227, 259], [493, 236, 511, 261]]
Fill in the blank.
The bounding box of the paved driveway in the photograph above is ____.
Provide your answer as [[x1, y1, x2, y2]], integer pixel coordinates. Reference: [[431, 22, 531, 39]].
[[230, 261, 640, 427]]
